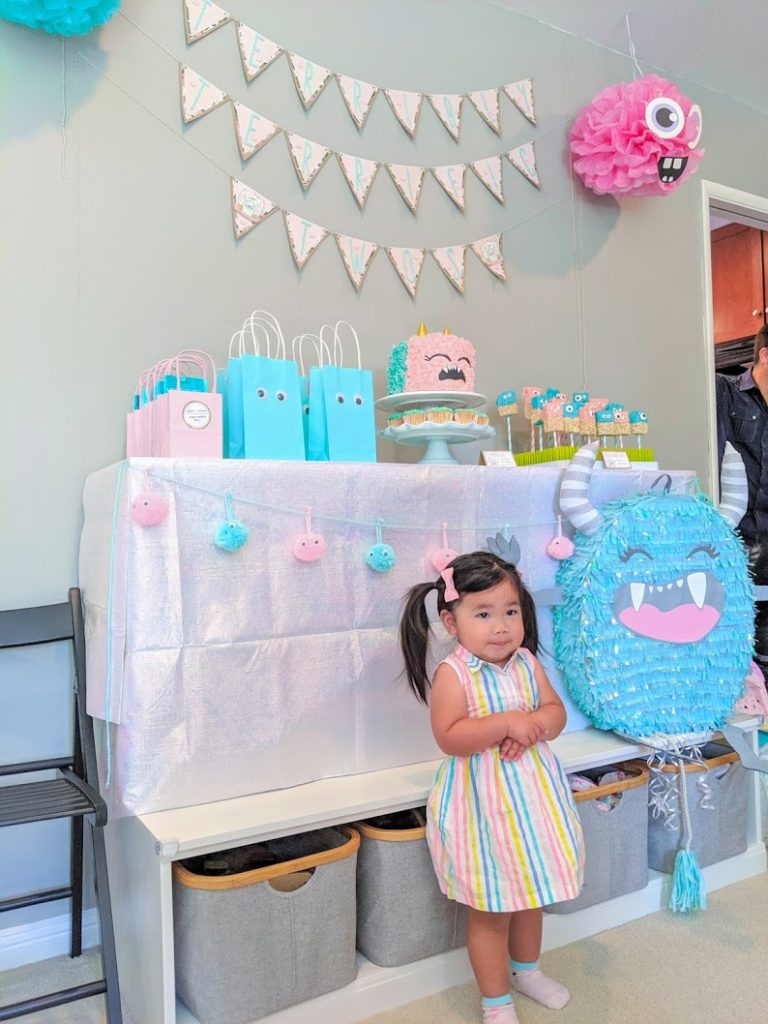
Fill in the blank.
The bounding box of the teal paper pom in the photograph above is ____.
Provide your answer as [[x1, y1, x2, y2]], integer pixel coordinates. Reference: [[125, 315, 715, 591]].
[[0, 0, 120, 35], [365, 543, 396, 572], [387, 340, 408, 394], [215, 519, 249, 551]]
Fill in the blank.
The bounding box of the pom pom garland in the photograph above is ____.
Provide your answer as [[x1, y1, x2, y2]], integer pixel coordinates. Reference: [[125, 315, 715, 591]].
[[214, 495, 249, 551]]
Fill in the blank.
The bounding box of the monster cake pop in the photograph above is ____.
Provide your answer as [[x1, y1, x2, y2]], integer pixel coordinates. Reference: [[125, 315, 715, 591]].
[[630, 409, 649, 447], [495, 389, 518, 453]]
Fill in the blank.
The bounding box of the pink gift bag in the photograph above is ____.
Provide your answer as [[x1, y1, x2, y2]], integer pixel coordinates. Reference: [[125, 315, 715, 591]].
[[161, 351, 223, 458]]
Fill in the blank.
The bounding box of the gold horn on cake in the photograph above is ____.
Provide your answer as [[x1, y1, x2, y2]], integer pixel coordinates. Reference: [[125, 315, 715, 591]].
[[443, 327, 451, 335], [417, 323, 428, 335]]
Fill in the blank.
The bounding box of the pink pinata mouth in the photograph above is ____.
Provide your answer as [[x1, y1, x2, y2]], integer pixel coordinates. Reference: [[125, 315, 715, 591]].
[[617, 602, 721, 643], [613, 572, 724, 643]]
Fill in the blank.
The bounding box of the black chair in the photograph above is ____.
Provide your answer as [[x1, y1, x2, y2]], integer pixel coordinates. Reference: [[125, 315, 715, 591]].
[[0, 588, 122, 1022]]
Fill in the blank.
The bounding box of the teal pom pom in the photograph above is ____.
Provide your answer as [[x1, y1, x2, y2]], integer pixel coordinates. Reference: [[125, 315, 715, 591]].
[[669, 848, 706, 913], [365, 543, 396, 572], [0, 0, 120, 35], [215, 519, 249, 551]]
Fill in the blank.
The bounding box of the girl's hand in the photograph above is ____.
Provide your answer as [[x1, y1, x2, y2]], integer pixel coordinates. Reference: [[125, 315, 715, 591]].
[[499, 737, 527, 761], [505, 710, 545, 747]]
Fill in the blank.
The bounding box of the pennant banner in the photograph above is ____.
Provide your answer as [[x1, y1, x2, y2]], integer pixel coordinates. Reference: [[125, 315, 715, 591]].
[[335, 234, 378, 290], [336, 75, 378, 130], [467, 88, 501, 134], [506, 140, 540, 188], [286, 132, 331, 190], [231, 179, 277, 239], [470, 155, 504, 204], [471, 234, 506, 281], [337, 153, 380, 208], [386, 164, 426, 214], [284, 213, 329, 269], [179, 65, 228, 124], [236, 23, 283, 82], [428, 93, 463, 141], [232, 101, 280, 160], [183, 0, 230, 43], [288, 53, 332, 108], [431, 245, 466, 294], [384, 89, 423, 137], [386, 247, 426, 298], [504, 78, 536, 125], [431, 164, 467, 211]]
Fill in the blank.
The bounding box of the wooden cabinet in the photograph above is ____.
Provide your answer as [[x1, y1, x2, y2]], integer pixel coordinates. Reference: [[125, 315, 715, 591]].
[[711, 224, 766, 345]]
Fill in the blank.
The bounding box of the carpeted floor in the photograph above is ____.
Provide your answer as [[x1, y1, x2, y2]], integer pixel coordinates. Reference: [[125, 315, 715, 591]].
[[1, 874, 767, 1024]]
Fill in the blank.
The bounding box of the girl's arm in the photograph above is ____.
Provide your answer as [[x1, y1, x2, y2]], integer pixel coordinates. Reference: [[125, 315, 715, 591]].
[[530, 660, 567, 741], [430, 663, 522, 756]]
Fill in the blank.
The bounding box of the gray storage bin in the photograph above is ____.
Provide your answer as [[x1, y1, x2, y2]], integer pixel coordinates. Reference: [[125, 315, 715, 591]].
[[547, 762, 650, 914], [356, 808, 467, 967], [647, 742, 748, 873], [173, 825, 360, 1024]]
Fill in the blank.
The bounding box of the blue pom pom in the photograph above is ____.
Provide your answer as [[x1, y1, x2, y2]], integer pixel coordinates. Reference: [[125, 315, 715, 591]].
[[365, 543, 396, 573], [669, 849, 706, 913], [0, 0, 120, 36], [214, 519, 249, 552]]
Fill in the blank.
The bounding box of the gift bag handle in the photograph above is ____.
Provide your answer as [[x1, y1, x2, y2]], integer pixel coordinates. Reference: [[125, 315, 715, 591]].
[[245, 309, 286, 360], [291, 333, 330, 374], [148, 358, 175, 401], [331, 320, 362, 369], [173, 349, 217, 392]]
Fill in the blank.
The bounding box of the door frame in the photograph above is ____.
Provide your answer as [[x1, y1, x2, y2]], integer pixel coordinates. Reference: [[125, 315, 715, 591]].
[[700, 179, 768, 496]]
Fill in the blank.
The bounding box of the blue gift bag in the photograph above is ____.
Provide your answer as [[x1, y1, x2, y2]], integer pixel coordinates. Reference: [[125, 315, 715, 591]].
[[292, 333, 326, 460], [321, 322, 377, 463], [238, 311, 305, 461]]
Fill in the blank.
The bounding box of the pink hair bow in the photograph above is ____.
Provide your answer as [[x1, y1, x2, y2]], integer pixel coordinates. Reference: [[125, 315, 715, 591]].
[[441, 567, 459, 601]]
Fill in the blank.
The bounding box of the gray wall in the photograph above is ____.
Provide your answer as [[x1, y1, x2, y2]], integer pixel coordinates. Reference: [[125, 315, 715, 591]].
[[2, 0, 767, 941]]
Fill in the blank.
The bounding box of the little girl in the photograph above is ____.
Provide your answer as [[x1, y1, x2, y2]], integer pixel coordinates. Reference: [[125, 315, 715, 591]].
[[400, 551, 584, 1024]]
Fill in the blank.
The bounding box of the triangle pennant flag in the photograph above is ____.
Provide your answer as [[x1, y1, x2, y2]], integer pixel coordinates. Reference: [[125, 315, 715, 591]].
[[179, 66, 228, 124], [470, 155, 505, 204], [467, 88, 501, 133], [284, 213, 329, 269], [431, 164, 467, 211], [335, 234, 378, 290], [232, 101, 281, 160], [386, 247, 425, 298], [386, 163, 426, 214], [336, 75, 379, 130], [236, 23, 283, 82], [431, 245, 467, 295], [288, 53, 332, 108], [231, 179, 277, 240], [506, 140, 541, 188], [285, 132, 331, 190], [428, 93, 463, 141], [471, 234, 506, 281], [183, 0, 230, 43], [384, 89, 423, 137], [337, 153, 380, 209], [504, 78, 536, 125]]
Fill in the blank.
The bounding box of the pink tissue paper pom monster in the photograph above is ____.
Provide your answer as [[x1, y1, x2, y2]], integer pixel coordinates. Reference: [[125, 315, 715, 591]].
[[570, 74, 704, 196]]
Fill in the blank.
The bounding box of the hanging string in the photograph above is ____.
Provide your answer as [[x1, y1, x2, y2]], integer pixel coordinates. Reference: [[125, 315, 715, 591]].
[[624, 14, 644, 80], [104, 460, 127, 788], [61, 38, 67, 179], [126, 461, 698, 534]]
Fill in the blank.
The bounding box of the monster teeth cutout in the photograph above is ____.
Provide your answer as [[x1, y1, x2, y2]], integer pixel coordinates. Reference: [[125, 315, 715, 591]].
[[630, 582, 645, 611], [657, 155, 688, 183], [687, 571, 707, 609]]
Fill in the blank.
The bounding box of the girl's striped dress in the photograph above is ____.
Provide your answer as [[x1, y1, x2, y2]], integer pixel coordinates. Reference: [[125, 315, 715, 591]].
[[426, 645, 584, 912]]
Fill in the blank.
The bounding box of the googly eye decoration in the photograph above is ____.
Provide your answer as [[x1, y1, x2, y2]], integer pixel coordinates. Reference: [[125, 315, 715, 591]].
[[214, 494, 249, 551], [365, 518, 396, 573], [430, 523, 459, 573], [131, 471, 169, 526], [293, 508, 327, 563]]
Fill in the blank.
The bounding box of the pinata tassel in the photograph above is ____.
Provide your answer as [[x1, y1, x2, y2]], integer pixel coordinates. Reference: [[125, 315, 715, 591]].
[[669, 762, 706, 912]]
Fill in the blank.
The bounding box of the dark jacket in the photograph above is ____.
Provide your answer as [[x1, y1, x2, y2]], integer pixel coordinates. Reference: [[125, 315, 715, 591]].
[[716, 368, 768, 550]]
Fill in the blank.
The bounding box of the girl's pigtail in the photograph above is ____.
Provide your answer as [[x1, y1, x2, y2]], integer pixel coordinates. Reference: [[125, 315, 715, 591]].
[[400, 581, 437, 704], [519, 581, 540, 656]]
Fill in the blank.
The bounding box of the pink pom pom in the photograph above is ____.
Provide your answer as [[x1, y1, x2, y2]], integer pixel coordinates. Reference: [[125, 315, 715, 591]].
[[293, 531, 327, 562], [570, 74, 704, 196], [132, 492, 169, 526], [431, 547, 459, 573]]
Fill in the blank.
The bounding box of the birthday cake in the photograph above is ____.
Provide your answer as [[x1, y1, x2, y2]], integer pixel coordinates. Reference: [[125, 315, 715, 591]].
[[387, 323, 476, 394]]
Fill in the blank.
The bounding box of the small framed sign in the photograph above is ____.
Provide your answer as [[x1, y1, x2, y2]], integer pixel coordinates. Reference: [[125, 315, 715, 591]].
[[601, 449, 631, 469], [479, 451, 517, 467]]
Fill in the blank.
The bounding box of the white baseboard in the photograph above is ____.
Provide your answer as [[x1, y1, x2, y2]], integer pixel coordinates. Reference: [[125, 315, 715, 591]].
[[0, 908, 100, 971]]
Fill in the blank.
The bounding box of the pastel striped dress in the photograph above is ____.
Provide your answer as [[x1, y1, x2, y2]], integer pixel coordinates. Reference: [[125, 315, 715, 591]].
[[426, 645, 584, 912]]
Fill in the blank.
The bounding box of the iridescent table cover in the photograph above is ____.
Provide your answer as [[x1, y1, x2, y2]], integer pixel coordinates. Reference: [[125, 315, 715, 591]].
[[79, 458, 693, 817]]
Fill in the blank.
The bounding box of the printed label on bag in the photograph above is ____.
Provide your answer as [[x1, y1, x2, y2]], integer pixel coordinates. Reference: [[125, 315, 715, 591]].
[[182, 400, 211, 430]]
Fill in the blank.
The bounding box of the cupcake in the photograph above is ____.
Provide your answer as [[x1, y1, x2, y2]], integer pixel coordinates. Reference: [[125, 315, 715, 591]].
[[404, 409, 427, 426], [388, 413, 404, 428], [476, 412, 490, 427], [495, 390, 518, 417], [427, 407, 454, 425], [455, 409, 478, 425]]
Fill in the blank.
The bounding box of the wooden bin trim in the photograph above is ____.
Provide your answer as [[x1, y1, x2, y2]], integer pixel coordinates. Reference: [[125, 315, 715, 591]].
[[173, 826, 360, 892], [571, 763, 649, 804], [657, 750, 739, 775], [357, 808, 426, 842]]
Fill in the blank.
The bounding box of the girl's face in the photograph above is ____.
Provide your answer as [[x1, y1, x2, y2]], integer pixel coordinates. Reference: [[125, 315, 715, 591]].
[[440, 577, 524, 665]]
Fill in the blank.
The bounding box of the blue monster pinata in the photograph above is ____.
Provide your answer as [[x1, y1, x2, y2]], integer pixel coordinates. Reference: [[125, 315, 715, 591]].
[[553, 441, 754, 911]]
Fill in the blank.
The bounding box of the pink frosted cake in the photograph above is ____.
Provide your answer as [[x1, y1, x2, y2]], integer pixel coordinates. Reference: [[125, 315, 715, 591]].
[[387, 323, 476, 393]]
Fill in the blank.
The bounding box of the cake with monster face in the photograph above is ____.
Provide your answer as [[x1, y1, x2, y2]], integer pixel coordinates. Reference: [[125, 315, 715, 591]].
[[387, 323, 476, 394]]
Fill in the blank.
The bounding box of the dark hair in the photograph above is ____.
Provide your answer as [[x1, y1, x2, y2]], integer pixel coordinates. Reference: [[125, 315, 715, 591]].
[[399, 550, 539, 704], [754, 324, 768, 365]]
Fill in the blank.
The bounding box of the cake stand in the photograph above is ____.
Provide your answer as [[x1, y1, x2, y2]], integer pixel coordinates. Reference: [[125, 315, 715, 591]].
[[377, 391, 495, 465]]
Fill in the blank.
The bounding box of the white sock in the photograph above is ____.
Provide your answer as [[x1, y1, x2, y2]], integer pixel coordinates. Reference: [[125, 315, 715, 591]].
[[510, 963, 570, 1010]]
